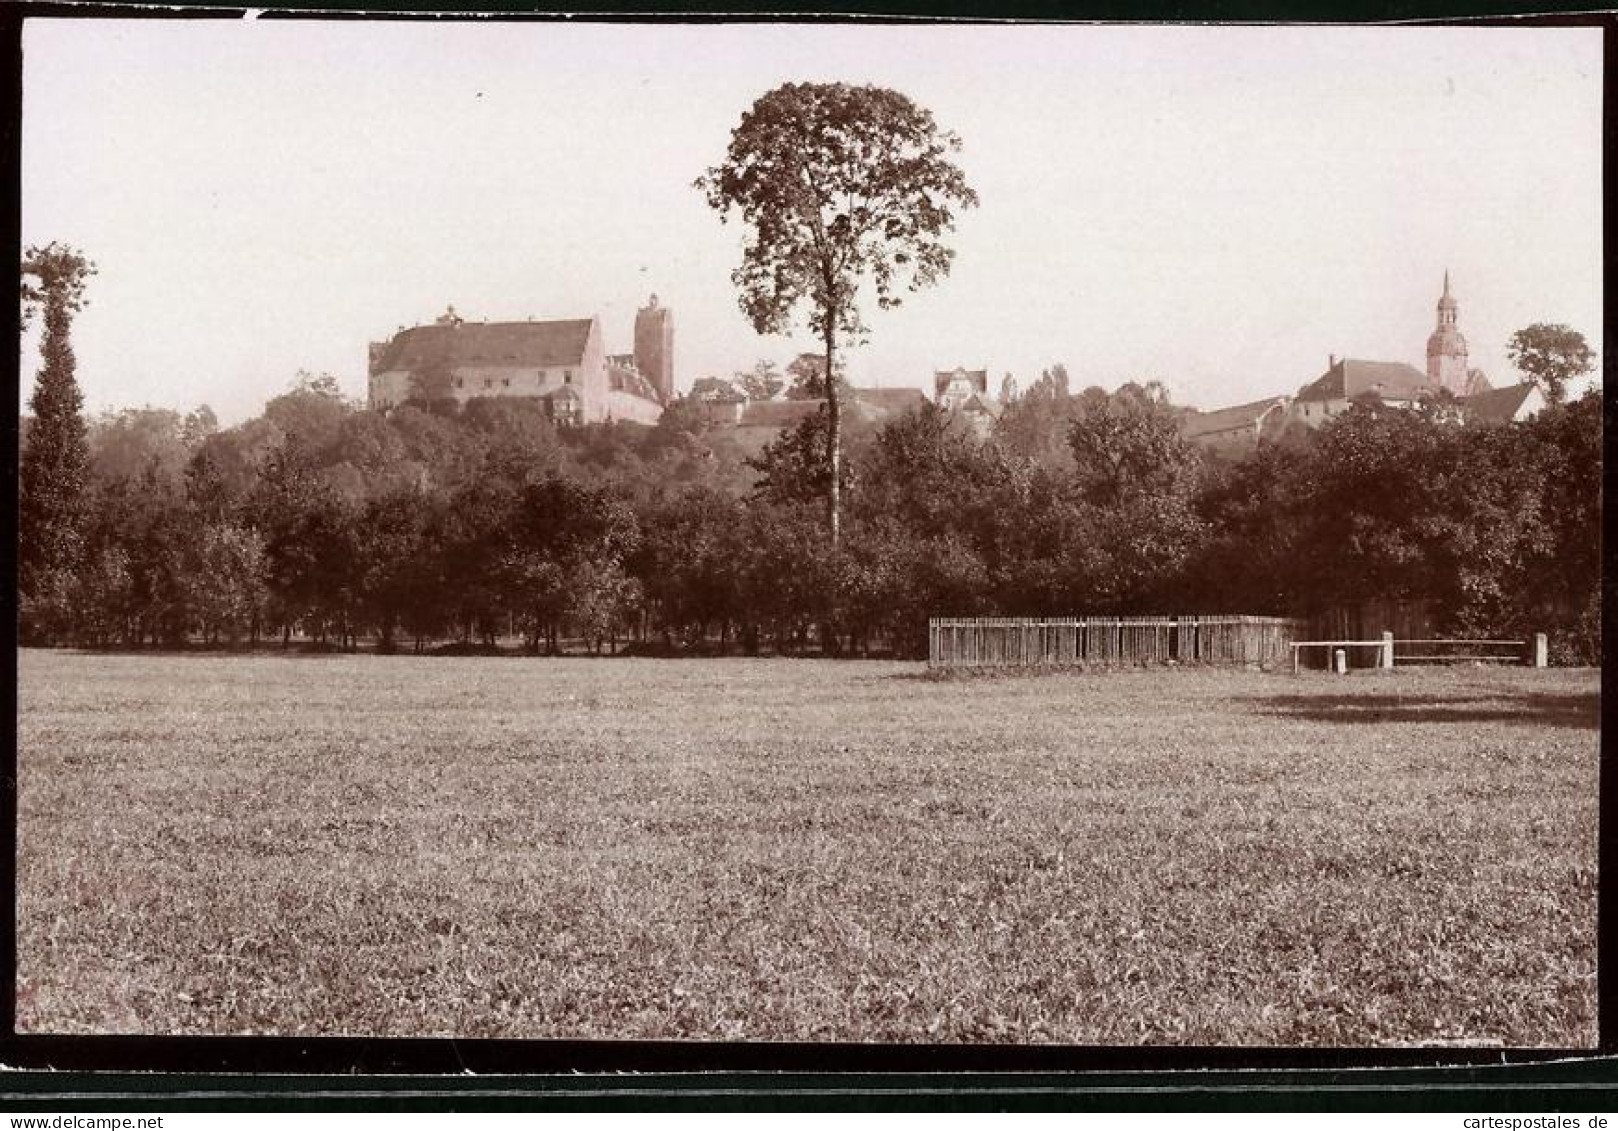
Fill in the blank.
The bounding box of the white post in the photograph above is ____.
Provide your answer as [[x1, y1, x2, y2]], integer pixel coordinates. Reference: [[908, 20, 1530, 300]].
[[1333, 648, 1347, 676], [1382, 631, 1395, 670], [1533, 632, 1548, 668]]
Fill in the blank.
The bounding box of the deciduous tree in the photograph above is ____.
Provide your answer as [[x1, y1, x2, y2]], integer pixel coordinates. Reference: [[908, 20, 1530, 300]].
[[784, 352, 850, 401], [698, 82, 977, 544], [1506, 323, 1596, 404], [733, 359, 785, 402]]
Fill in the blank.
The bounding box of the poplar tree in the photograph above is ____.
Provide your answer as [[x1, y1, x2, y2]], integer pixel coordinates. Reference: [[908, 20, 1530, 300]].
[[19, 243, 96, 641]]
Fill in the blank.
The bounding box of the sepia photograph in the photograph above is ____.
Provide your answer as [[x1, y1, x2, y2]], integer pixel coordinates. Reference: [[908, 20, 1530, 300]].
[[14, 15, 1601, 1051]]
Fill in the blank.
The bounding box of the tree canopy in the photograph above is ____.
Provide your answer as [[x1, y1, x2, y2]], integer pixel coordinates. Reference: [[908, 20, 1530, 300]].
[[697, 81, 978, 543], [20, 243, 97, 642], [1506, 323, 1596, 403], [733, 359, 785, 402]]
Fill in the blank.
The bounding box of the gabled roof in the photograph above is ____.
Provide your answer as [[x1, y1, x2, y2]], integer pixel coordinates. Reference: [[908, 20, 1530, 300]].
[[1181, 396, 1289, 439], [948, 392, 1003, 419], [1296, 359, 1431, 403], [934, 368, 988, 397], [374, 319, 596, 373], [1460, 382, 1542, 424]]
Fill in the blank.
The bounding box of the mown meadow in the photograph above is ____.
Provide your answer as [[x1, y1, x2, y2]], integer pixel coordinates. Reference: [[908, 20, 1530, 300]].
[[16, 650, 1598, 1045]]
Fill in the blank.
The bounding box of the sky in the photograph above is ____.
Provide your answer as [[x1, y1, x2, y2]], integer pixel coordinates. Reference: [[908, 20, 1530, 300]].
[[20, 19, 1604, 425]]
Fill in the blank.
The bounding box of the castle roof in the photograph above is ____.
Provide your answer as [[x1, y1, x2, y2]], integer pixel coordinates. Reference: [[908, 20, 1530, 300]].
[[1296, 359, 1431, 403], [373, 319, 596, 373], [1181, 396, 1289, 439]]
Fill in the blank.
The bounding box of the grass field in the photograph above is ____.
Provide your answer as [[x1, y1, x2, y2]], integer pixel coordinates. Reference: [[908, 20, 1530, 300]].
[[16, 650, 1598, 1045]]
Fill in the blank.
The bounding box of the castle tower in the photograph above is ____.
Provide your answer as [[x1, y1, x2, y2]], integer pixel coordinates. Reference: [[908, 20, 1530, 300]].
[[1425, 270, 1470, 396], [633, 294, 674, 403]]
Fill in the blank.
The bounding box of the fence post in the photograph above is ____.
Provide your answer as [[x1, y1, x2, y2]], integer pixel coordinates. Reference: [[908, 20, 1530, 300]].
[[1532, 632, 1548, 668], [1382, 630, 1395, 670], [1333, 648, 1347, 676]]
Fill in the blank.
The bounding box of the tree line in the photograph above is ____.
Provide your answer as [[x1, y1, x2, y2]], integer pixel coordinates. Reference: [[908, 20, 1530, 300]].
[[20, 84, 1603, 663], [19, 343, 1603, 663]]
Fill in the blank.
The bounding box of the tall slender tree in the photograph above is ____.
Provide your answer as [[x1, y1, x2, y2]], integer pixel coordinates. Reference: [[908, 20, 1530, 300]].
[[698, 82, 977, 544], [19, 243, 96, 640]]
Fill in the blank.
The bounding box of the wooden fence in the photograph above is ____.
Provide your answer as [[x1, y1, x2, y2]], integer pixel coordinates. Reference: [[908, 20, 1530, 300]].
[[927, 615, 1304, 670], [1395, 636, 1545, 666]]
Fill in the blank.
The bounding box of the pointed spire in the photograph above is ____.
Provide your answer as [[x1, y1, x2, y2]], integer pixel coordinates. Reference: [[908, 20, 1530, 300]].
[[1437, 269, 1458, 314]]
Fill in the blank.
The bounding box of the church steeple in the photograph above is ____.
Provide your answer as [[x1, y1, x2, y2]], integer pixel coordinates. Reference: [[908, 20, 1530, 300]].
[[1426, 271, 1469, 394]]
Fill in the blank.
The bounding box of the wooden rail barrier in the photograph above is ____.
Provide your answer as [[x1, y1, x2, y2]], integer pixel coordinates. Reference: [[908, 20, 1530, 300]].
[[1288, 632, 1550, 672], [1289, 640, 1391, 675], [1394, 635, 1545, 667], [927, 615, 1303, 670]]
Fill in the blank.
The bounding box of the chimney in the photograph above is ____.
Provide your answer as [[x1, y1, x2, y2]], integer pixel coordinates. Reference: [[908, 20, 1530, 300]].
[[1329, 354, 1338, 369]]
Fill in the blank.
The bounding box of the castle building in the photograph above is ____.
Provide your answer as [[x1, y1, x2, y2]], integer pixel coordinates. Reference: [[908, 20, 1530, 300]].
[[367, 295, 672, 425]]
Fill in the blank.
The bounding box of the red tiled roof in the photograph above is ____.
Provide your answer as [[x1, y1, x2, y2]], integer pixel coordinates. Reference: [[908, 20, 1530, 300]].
[[1296, 359, 1430, 402], [374, 319, 595, 373]]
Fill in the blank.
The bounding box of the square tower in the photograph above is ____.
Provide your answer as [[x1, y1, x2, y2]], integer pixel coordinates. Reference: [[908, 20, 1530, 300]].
[[633, 294, 674, 403]]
